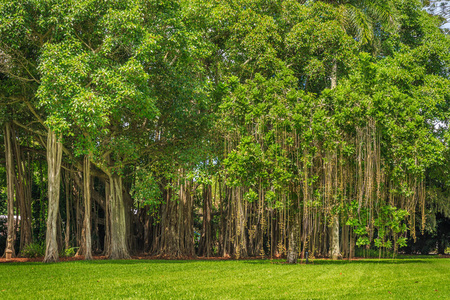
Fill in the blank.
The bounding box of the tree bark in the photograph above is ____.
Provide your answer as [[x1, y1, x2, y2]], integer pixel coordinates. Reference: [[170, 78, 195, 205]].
[[11, 125, 33, 253], [330, 59, 340, 261], [103, 179, 111, 256], [331, 59, 337, 89], [235, 187, 247, 258], [331, 214, 341, 260], [183, 181, 195, 256], [83, 155, 92, 259], [4, 123, 16, 258], [199, 184, 213, 257], [143, 206, 150, 253], [44, 129, 63, 263], [64, 171, 71, 249], [286, 218, 299, 264], [160, 184, 181, 257], [108, 173, 130, 259]]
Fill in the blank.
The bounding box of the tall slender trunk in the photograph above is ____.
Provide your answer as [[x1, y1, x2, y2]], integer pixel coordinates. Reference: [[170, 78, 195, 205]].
[[11, 126, 32, 252], [108, 173, 130, 259], [199, 184, 212, 257], [65, 171, 71, 249], [4, 122, 16, 257], [331, 59, 337, 89], [57, 211, 64, 252], [143, 206, 150, 253], [76, 182, 82, 250], [44, 129, 63, 263], [236, 187, 247, 258], [331, 214, 341, 260], [104, 179, 111, 256], [286, 218, 299, 264], [330, 59, 341, 260], [83, 155, 92, 259]]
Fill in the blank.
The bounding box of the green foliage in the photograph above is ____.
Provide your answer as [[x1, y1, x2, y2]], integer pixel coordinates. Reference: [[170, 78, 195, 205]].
[[60, 247, 78, 258], [21, 243, 45, 258], [130, 168, 162, 217], [354, 247, 392, 258], [244, 189, 258, 203], [373, 205, 409, 253]]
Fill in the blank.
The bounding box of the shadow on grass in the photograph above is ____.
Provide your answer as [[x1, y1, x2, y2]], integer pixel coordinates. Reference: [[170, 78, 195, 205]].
[[243, 258, 434, 266], [2, 257, 439, 267], [0, 259, 192, 267], [309, 259, 432, 265]]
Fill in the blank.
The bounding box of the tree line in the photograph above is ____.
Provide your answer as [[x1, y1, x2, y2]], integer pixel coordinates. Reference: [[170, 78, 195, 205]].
[[1, 0, 449, 263]]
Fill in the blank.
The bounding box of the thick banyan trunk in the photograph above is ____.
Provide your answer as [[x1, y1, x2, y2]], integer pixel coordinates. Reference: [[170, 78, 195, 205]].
[[235, 187, 247, 258], [11, 126, 32, 252], [286, 217, 299, 264], [83, 155, 92, 259], [108, 173, 130, 259], [44, 129, 63, 263], [176, 179, 194, 257], [331, 214, 341, 260], [160, 185, 181, 257], [4, 122, 16, 257]]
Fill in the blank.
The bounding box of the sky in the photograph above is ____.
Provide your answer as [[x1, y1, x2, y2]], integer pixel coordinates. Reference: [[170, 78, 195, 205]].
[[424, 0, 450, 32]]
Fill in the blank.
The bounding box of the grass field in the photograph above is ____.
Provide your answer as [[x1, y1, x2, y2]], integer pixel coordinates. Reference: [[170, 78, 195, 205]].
[[1, 258, 449, 299]]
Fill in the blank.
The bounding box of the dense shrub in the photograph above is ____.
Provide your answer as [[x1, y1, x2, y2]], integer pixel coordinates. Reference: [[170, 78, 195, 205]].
[[61, 247, 78, 258], [21, 243, 45, 258]]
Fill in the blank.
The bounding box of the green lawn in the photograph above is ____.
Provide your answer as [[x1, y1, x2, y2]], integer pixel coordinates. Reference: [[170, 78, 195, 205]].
[[1, 258, 449, 299]]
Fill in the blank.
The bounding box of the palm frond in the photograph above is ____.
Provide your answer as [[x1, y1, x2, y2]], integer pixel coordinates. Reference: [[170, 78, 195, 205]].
[[344, 4, 374, 44], [359, 0, 397, 30]]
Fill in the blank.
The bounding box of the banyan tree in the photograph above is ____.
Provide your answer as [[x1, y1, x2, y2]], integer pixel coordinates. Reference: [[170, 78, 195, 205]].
[[1, 0, 449, 262]]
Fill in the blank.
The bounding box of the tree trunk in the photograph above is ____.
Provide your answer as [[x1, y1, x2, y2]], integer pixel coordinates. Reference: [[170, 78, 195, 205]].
[[199, 184, 212, 257], [108, 173, 130, 259], [143, 206, 150, 253], [160, 184, 181, 257], [44, 129, 63, 263], [83, 155, 92, 259], [235, 187, 247, 258], [57, 211, 64, 253], [330, 59, 340, 261], [331, 59, 337, 89], [11, 125, 32, 252], [104, 179, 111, 256], [331, 214, 341, 260], [123, 189, 134, 254], [4, 123, 16, 258], [286, 218, 299, 264], [65, 171, 71, 249], [183, 181, 195, 256]]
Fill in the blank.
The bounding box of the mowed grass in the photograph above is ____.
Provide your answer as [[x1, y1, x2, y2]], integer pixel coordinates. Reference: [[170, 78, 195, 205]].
[[0, 258, 449, 299]]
